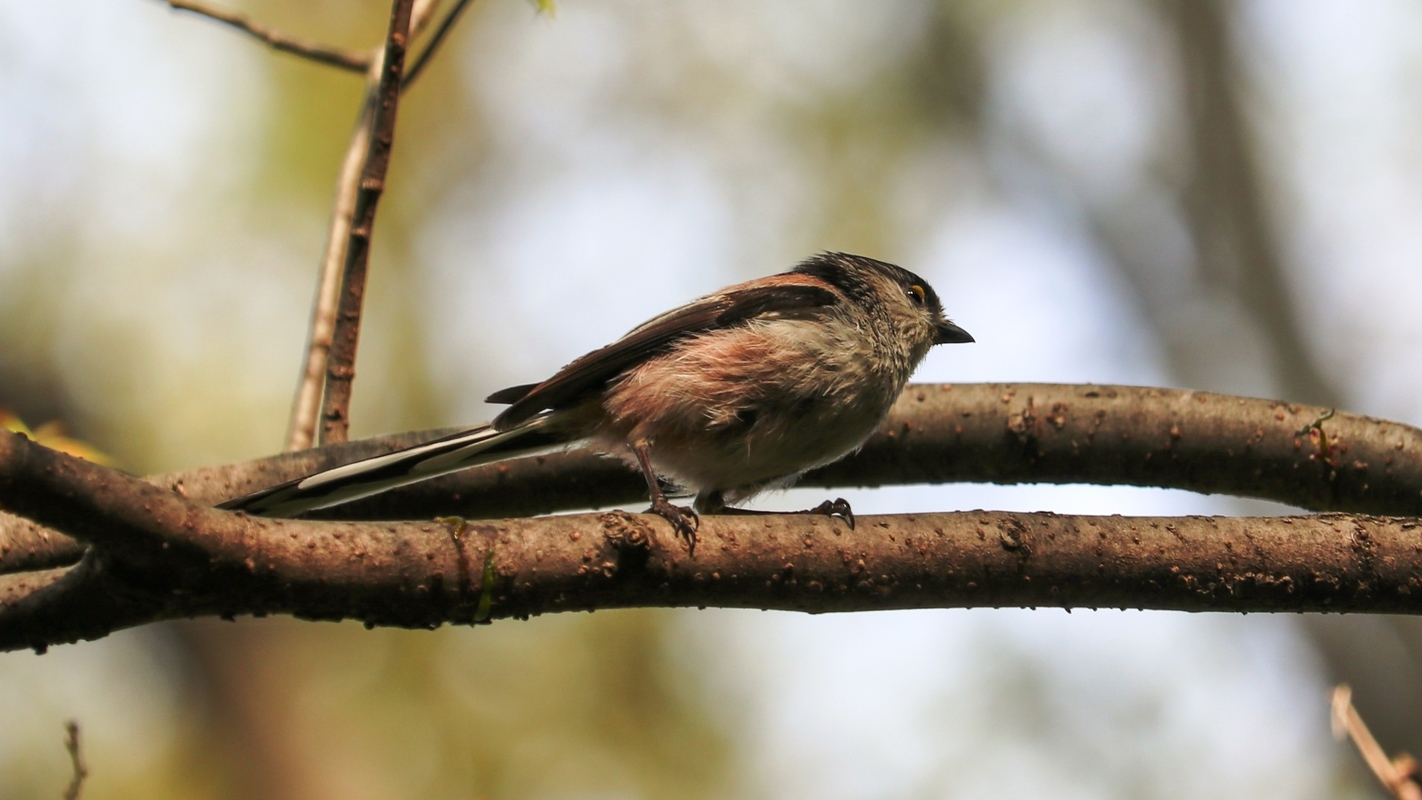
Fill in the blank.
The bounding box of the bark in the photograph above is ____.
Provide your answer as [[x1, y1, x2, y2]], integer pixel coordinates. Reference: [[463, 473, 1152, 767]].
[[317, 0, 415, 443], [1, 384, 1421, 652], [6, 383, 1422, 572]]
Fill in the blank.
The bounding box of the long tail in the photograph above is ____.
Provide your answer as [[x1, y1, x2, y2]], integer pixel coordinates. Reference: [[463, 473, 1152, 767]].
[[220, 413, 576, 517]]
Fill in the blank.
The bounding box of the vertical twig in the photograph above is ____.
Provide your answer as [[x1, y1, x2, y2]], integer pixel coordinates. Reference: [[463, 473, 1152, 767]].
[[1332, 685, 1422, 800], [285, 81, 379, 452], [317, 0, 416, 444], [62, 720, 88, 800], [284, 0, 472, 450]]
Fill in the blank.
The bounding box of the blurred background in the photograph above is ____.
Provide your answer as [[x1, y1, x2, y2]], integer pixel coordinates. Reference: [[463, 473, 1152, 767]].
[[2, 0, 1420, 796]]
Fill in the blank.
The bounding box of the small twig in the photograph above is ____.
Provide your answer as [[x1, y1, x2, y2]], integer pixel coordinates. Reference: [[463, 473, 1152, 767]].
[[319, 0, 417, 444], [162, 0, 372, 73], [284, 0, 455, 449], [403, 0, 478, 89], [62, 720, 88, 800], [1332, 685, 1422, 800], [1300, 408, 1338, 464], [285, 89, 378, 451]]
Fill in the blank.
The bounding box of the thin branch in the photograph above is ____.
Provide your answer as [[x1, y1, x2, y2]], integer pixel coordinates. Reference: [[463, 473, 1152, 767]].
[[161, 0, 372, 73], [1332, 685, 1422, 800], [283, 0, 460, 449], [285, 92, 378, 451], [4, 421, 1422, 651], [403, 0, 477, 90], [319, 0, 417, 444], [62, 720, 88, 800]]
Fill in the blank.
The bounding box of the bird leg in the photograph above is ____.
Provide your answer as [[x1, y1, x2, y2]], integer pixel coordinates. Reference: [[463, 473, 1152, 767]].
[[695, 490, 855, 530], [632, 442, 698, 549]]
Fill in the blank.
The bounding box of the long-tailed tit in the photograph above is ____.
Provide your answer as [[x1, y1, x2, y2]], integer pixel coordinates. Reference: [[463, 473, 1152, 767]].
[[223, 252, 973, 545]]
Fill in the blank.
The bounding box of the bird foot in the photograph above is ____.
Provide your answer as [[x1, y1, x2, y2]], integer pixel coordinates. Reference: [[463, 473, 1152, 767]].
[[806, 497, 855, 530], [648, 497, 699, 552]]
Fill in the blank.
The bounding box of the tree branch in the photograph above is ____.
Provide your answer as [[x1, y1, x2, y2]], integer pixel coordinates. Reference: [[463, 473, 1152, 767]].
[[284, 0, 472, 451], [161, 0, 373, 73], [2, 384, 1422, 652], [8, 383, 1422, 574], [62, 720, 88, 800], [3, 422, 1422, 651], [285, 92, 378, 451], [1333, 684, 1422, 800], [318, 0, 416, 444]]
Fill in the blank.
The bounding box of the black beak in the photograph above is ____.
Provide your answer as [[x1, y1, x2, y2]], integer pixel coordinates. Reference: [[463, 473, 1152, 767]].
[[934, 319, 974, 345]]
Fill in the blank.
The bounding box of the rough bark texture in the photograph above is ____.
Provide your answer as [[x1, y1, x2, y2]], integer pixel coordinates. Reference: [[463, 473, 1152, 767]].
[[2, 384, 1422, 651], [5, 383, 1422, 574], [317, 0, 414, 443]]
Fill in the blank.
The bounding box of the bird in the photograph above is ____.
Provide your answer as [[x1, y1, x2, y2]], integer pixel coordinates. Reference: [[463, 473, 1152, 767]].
[[221, 252, 972, 547]]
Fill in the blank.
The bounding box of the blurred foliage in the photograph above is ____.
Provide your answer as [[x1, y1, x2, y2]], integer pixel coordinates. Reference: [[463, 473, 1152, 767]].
[[3, 0, 1418, 797], [171, 612, 728, 800], [0, 409, 116, 466]]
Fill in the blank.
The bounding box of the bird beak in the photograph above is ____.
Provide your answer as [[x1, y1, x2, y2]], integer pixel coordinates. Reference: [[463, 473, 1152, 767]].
[[934, 319, 974, 344]]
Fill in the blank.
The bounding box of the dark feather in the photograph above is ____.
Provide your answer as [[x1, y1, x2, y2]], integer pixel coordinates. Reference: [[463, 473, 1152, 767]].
[[485, 383, 538, 404], [492, 280, 839, 430], [220, 417, 574, 517]]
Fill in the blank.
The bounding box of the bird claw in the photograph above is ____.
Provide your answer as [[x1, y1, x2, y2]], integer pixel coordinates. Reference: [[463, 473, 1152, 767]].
[[807, 497, 855, 529], [648, 497, 699, 552]]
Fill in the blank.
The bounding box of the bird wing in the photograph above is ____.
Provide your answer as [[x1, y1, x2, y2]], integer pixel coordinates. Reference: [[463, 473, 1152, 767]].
[[490, 275, 839, 430]]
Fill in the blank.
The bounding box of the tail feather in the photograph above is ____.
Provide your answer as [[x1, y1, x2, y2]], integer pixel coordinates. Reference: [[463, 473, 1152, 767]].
[[220, 413, 575, 517]]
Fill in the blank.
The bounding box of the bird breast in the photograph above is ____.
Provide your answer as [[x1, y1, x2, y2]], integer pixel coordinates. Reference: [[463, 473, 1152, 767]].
[[596, 316, 905, 496]]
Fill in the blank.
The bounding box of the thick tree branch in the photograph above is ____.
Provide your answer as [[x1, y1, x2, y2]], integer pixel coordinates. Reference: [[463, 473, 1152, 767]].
[[318, 0, 416, 444], [3, 421, 1422, 651], [161, 0, 373, 73], [2, 383, 1422, 651], [7, 383, 1422, 574]]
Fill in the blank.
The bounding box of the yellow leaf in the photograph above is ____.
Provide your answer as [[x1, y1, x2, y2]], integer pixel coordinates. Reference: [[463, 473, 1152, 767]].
[[0, 410, 117, 467]]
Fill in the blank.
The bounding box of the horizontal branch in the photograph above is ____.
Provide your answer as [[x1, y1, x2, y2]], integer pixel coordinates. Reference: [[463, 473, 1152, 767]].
[[6, 383, 1422, 575], [2, 421, 1422, 651], [163, 0, 373, 73], [188, 383, 1422, 520]]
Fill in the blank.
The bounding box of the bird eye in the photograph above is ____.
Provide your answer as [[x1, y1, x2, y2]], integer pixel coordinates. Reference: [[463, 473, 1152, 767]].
[[907, 285, 926, 305]]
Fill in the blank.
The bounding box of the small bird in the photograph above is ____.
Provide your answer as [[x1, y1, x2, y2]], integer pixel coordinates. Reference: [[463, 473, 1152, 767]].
[[222, 253, 972, 545]]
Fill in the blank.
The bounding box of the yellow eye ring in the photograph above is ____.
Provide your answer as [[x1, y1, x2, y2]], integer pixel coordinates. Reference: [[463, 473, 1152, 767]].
[[907, 284, 926, 305]]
